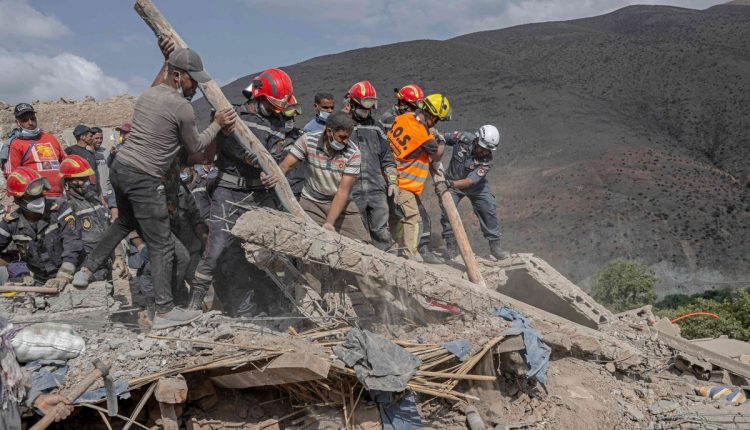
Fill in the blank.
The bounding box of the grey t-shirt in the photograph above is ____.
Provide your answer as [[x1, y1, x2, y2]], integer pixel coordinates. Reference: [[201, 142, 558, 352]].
[[116, 84, 220, 177]]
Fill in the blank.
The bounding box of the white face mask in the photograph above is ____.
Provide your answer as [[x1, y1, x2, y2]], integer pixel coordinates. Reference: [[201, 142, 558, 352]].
[[25, 197, 46, 214], [328, 131, 346, 151]]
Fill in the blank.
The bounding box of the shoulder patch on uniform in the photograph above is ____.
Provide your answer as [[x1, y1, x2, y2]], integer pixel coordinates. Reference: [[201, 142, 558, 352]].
[[477, 167, 487, 177]]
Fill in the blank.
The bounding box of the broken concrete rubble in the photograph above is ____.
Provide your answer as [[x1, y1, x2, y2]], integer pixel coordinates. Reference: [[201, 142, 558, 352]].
[[231, 207, 640, 366]]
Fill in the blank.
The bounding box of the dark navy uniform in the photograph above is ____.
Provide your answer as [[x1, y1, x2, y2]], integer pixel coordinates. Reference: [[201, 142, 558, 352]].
[[192, 107, 285, 297], [440, 131, 501, 242], [171, 181, 205, 285], [351, 117, 396, 250], [65, 189, 111, 280], [0, 201, 82, 282]]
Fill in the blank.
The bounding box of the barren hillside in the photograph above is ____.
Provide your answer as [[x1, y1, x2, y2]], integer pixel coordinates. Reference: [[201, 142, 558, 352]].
[[196, 2, 750, 296]]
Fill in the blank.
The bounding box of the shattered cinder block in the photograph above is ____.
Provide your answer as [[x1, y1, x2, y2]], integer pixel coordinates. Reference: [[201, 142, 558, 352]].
[[490, 254, 613, 329]]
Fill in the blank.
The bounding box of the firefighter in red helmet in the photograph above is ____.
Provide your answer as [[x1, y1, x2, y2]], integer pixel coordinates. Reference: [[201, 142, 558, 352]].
[[190, 67, 294, 314], [0, 167, 82, 288]]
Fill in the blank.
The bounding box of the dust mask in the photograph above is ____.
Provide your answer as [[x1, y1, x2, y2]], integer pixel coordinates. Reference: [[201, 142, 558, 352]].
[[24, 197, 46, 214]]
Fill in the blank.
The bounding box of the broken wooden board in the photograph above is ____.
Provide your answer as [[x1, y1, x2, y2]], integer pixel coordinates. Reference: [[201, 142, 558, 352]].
[[209, 352, 330, 389], [230, 207, 641, 366]]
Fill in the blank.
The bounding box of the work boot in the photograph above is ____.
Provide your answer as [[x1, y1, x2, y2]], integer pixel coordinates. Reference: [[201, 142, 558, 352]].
[[489, 240, 511, 260], [419, 245, 444, 264], [151, 307, 202, 330], [187, 288, 208, 311], [444, 237, 458, 260], [72, 268, 91, 288]]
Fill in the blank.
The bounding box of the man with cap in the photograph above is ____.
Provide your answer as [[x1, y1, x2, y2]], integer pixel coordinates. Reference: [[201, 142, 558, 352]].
[[65, 125, 100, 194], [71, 37, 236, 330], [434, 125, 510, 260], [1, 103, 65, 200]]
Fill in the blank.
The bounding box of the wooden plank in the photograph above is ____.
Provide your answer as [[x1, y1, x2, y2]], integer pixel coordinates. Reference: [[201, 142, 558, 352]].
[[431, 161, 485, 286], [133, 0, 310, 222], [210, 352, 330, 388]]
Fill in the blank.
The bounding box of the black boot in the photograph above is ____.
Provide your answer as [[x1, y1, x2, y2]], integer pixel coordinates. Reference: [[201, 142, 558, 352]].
[[444, 237, 458, 260], [489, 240, 510, 260], [187, 288, 207, 311], [419, 245, 444, 264]]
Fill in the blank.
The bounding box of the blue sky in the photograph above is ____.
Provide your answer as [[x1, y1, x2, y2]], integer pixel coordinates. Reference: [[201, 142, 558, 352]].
[[0, 0, 725, 103]]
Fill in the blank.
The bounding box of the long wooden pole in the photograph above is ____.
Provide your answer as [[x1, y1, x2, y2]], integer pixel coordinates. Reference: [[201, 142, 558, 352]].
[[133, 0, 310, 222], [431, 162, 486, 286]]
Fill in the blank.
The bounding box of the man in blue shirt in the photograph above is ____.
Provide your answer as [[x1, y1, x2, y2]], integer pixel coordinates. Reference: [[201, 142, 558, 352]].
[[303, 92, 335, 132]]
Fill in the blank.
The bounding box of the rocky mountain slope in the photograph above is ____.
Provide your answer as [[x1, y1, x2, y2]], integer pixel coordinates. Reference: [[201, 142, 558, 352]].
[[196, 2, 750, 296]]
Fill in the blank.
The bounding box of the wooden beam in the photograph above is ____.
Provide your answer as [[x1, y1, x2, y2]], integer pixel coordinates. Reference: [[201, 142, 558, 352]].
[[133, 0, 310, 222], [432, 161, 485, 286]]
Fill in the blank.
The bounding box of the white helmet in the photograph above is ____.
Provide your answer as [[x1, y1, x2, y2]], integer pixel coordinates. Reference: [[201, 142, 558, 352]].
[[476, 125, 499, 151]]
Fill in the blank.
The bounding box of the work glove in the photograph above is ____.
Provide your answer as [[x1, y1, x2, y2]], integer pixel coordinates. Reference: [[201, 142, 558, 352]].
[[434, 180, 453, 196], [45, 262, 75, 290], [387, 183, 400, 201]]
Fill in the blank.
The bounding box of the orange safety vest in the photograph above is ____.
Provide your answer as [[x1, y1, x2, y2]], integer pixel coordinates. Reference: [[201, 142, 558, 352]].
[[387, 113, 432, 196]]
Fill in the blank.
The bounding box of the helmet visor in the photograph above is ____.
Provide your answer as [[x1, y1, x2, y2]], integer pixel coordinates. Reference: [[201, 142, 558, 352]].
[[26, 177, 50, 196], [265, 94, 290, 112], [356, 97, 378, 110]]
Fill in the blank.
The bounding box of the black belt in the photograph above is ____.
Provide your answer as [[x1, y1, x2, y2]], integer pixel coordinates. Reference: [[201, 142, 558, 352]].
[[217, 171, 264, 189]]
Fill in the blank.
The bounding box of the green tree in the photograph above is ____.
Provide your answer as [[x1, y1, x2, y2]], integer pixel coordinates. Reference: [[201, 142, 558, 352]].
[[655, 289, 750, 341], [591, 259, 657, 313]]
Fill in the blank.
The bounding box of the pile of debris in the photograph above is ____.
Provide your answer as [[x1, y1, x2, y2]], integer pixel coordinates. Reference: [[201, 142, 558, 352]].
[[4, 205, 749, 429]]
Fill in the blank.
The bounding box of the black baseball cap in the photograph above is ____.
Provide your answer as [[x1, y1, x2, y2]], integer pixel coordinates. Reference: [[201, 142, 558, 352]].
[[73, 124, 92, 138], [13, 103, 35, 118], [167, 48, 210, 83]]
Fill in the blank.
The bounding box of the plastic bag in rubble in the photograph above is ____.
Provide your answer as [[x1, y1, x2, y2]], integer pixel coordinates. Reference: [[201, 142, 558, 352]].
[[11, 323, 85, 363]]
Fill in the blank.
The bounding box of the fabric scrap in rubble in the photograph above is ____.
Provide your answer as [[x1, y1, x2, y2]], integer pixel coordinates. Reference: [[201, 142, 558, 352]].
[[333, 328, 422, 392], [77, 380, 130, 403], [441, 339, 471, 361], [25, 360, 68, 393], [378, 392, 422, 430], [493, 306, 551, 390]]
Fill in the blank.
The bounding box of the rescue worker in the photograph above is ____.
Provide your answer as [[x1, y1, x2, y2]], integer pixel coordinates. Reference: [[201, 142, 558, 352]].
[[436, 125, 510, 260], [172, 166, 208, 288], [1, 103, 66, 200], [72, 37, 237, 330], [278, 111, 369, 240], [0, 167, 82, 289], [387, 93, 450, 260], [65, 125, 100, 193], [281, 98, 306, 199], [345, 81, 398, 250], [190, 164, 214, 221], [380, 85, 442, 263], [189, 68, 292, 311], [59, 155, 112, 280], [303, 92, 335, 132]]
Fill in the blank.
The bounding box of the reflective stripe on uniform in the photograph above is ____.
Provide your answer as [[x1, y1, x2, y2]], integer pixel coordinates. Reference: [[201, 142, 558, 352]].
[[194, 271, 212, 281], [44, 224, 58, 235], [247, 122, 284, 140], [12, 235, 32, 242], [75, 205, 103, 216], [57, 207, 73, 221], [0, 227, 10, 237], [398, 170, 428, 183], [191, 187, 207, 194]]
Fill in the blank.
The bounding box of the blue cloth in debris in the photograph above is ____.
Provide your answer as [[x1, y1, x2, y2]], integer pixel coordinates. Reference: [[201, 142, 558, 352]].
[[493, 306, 551, 390], [441, 339, 471, 361], [77, 380, 131, 403], [25, 360, 68, 393], [378, 392, 422, 430]]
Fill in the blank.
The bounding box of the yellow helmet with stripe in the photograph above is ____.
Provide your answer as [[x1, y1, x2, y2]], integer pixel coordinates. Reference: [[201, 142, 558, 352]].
[[419, 93, 452, 121]]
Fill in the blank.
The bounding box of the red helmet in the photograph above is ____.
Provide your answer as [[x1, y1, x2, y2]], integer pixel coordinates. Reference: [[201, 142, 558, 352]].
[[395, 84, 424, 104], [7, 167, 50, 198], [251, 68, 294, 112], [348, 81, 378, 109], [60, 155, 94, 179]]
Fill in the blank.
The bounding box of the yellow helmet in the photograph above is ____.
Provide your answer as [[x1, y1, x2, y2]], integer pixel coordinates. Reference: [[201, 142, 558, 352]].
[[419, 93, 452, 121]]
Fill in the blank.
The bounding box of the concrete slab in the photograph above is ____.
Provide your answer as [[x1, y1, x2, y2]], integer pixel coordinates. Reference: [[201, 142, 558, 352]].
[[488, 254, 612, 329], [691, 336, 750, 360]]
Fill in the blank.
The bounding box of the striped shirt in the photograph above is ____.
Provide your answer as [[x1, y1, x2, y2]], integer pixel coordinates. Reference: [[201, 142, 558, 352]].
[[290, 131, 361, 203]]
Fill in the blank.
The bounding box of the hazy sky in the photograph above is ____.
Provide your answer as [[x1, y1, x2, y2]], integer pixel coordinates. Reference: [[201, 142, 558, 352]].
[[0, 0, 726, 103]]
